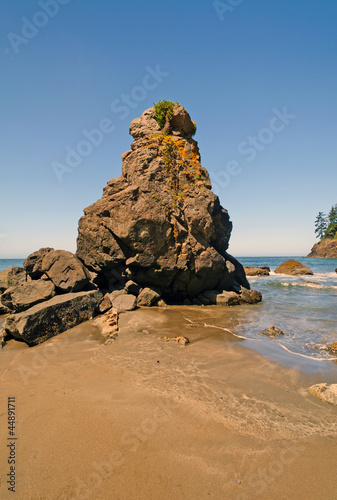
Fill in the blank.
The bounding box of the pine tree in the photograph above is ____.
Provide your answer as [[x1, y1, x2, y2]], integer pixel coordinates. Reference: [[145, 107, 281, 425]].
[[315, 212, 328, 239], [325, 204, 337, 238]]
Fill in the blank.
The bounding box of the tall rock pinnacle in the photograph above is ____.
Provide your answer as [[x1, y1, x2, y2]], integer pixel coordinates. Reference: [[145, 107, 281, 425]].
[[76, 102, 249, 300]]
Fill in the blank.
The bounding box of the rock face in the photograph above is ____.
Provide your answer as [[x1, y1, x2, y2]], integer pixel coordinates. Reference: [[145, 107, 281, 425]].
[[307, 239, 337, 258], [274, 259, 313, 276], [2, 290, 102, 346], [76, 104, 249, 300]]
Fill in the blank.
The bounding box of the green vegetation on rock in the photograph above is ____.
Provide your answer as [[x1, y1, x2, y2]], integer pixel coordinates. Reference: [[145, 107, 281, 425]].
[[315, 204, 337, 240], [153, 100, 181, 129]]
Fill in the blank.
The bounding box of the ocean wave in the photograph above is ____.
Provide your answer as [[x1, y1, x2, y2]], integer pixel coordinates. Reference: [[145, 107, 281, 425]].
[[264, 281, 337, 290]]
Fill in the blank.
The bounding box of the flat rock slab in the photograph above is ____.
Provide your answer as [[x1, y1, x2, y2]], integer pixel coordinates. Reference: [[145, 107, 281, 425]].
[[1, 279, 56, 312], [274, 259, 313, 275], [309, 384, 337, 406], [3, 290, 102, 346]]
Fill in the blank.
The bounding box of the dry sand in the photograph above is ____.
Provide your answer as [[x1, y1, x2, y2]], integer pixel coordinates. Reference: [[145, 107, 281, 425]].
[[1, 305, 337, 499]]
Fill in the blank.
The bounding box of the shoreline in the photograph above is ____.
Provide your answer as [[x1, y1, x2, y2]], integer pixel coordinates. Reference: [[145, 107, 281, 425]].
[[1, 307, 336, 499]]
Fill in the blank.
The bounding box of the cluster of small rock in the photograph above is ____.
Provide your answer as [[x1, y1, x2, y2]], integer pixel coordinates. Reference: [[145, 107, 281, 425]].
[[0, 249, 102, 346]]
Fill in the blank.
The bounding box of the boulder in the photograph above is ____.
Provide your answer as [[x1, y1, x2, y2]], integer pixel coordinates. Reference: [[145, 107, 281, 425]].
[[244, 266, 270, 276], [23, 247, 54, 278], [110, 293, 137, 312], [1, 280, 56, 312], [240, 288, 262, 304], [3, 290, 102, 346], [137, 287, 161, 307], [309, 384, 337, 406], [274, 259, 313, 276], [41, 250, 91, 293], [97, 294, 113, 314], [0, 266, 27, 292], [216, 291, 241, 306], [76, 103, 250, 301], [327, 342, 337, 355], [258, 326, 285, 337]]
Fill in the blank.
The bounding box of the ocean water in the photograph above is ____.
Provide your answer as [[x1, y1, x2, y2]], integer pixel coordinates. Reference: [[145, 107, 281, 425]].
[[0, 259, 24, 272], [0, 257, 336, 361], [237, 256, 337, 360]]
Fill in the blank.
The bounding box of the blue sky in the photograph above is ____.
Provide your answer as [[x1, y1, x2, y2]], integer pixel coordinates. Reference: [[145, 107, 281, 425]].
[[1, 0, 336, 258]]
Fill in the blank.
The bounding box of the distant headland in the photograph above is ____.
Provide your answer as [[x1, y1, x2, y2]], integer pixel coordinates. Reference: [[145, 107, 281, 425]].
[[307, 204, 337, 258]]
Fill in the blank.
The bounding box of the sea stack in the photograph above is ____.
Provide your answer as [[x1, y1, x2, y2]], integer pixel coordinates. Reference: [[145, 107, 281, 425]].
[[76, 102, 250, 301]]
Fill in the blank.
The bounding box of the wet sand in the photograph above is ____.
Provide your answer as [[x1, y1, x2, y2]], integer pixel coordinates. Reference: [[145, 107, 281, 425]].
[[1, 306, 337, 499]]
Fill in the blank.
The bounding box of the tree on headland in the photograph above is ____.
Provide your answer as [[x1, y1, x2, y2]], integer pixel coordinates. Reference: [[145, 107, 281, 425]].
[[315, 204, 337, 240], [315, 212, 327, 239], [325, 204, 337, 238]]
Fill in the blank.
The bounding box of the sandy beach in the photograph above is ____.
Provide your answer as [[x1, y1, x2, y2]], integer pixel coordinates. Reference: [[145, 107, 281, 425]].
[[1, 306, 336, 499]]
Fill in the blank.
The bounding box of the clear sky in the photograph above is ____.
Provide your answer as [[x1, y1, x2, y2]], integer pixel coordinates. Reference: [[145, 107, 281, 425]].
[[1, 0, 336, 258]]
